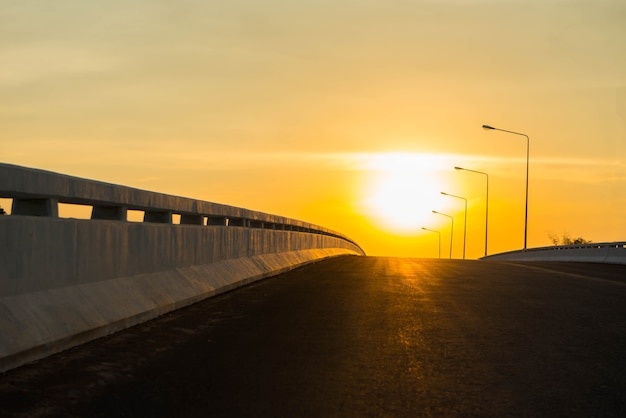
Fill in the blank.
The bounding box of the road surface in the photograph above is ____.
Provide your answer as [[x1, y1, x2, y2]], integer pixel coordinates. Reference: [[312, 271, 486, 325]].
[[1, 256, 625, 417]]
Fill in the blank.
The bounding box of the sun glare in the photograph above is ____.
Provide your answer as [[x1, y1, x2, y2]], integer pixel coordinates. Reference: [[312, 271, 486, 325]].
[[361, 153, 447, 234]]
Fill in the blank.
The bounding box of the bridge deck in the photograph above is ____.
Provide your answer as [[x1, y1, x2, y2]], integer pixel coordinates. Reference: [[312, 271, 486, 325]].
[[1, 256, 626, 417]]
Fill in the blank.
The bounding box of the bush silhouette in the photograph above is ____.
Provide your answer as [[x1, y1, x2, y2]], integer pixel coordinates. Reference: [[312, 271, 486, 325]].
[[548, 233, 591, 246]]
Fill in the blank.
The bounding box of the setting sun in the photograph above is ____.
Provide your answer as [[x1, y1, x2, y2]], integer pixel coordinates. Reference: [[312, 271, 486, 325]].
[[360, 153, 447, 234]]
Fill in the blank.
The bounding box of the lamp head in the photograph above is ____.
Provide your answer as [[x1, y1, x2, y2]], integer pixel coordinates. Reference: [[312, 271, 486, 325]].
[[440, 192, 448, 196], [482, 124, 495, 130], [454, 166, 463, 171]]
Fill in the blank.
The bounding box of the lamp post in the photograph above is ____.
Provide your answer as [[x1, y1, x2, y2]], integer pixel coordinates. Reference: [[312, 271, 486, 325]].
[[441, 192, 467, 260], [482, 124, 530, 250], [422, 227, 441, 259], [432, 210, 454, 259], [455, 166, 489, 257]]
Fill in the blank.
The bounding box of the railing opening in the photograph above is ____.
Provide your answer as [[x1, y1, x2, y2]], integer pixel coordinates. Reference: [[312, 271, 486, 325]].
[[0, 198, 12, 215], [127, 210, 145, 223], [207, 216, 227, 226], [58, 203, 92, 219]]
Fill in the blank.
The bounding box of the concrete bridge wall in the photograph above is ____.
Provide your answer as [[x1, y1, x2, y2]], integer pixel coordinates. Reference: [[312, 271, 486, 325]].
[[482, 242, 626, 264], [0, 163, 364, 372]]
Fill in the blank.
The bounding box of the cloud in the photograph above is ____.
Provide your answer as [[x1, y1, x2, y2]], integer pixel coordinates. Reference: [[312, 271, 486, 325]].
[[531, 156, 626, 184], [0, 45, 120, 85]]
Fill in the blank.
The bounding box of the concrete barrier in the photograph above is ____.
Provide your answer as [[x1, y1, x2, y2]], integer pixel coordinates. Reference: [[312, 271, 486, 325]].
[[482, 242, 626, 264], [0, 163, 365, 372]]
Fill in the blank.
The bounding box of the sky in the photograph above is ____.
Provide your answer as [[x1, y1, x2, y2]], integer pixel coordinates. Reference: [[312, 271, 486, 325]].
[[2, 0, 625, 258]]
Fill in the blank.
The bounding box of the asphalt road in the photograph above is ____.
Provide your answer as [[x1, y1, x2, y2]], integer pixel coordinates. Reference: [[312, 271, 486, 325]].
[[1, 256, 626, 417]]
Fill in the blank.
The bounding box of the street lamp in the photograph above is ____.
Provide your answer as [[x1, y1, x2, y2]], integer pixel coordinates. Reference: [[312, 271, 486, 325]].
[[441, 192, 467, 260], [455, 166, 489, 257], [432, 210, 454, 259], [422, 227, 441, 259], [482, 124, 530, 250]]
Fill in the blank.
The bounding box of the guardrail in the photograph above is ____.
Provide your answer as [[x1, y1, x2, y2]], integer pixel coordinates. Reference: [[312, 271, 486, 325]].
[[0, 163, 361, 249], [0, 163, 364, 372], [482, 242, 626, 264]]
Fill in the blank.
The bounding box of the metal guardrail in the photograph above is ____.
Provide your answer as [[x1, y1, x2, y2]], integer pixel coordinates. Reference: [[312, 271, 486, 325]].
[[0, 163, 364, 253]]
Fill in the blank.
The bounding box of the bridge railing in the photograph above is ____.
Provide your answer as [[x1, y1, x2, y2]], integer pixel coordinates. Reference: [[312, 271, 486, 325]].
[[482, 242, 626, 264], [0, 163, 362, 250], [0, 163, 364, 373]]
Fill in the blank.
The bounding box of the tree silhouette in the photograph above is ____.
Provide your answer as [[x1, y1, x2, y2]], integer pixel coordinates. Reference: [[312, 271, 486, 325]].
[[0, 206, 5, 215], [548, 233, 591, 246]]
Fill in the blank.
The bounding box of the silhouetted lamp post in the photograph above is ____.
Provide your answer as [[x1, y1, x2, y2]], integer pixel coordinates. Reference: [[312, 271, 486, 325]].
[[483, 124, 530, 250], [432, 210, 454, 259], [455, 167, 489, 257], [441, 192, 467, 260], [422, 227, 441, 259]]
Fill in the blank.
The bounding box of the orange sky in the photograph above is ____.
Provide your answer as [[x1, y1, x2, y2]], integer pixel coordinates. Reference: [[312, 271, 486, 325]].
[[2, 0, 625, 258]]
